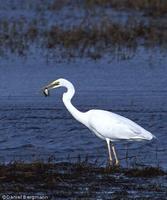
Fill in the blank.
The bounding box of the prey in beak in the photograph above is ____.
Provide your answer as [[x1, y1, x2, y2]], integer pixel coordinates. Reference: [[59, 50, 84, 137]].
[[43, 88, 49, 96], [42, 80, 60, 97]]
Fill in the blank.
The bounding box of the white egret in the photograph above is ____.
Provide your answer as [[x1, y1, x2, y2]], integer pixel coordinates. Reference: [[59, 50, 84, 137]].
[[43, 78, 155, 166]]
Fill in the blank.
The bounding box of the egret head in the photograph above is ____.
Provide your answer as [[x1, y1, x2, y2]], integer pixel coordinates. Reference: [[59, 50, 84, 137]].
[[42, 78, 71, 96], [42, 79, 61, 96]]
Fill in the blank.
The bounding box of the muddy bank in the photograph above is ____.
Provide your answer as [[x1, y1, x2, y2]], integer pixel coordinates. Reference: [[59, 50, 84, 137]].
[[0, 161, 166, 199]]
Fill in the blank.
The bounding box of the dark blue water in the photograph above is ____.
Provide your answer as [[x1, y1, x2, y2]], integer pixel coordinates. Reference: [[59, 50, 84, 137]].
[[0, 48, 167, 169]]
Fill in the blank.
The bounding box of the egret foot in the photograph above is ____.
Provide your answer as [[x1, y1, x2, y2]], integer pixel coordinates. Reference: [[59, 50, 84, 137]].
[[115, 160, 120, 167], [108, 159, 113, 166]]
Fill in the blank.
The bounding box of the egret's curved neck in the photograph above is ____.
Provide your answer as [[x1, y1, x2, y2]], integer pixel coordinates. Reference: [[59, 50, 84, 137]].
[[62, 81, 86, 124]]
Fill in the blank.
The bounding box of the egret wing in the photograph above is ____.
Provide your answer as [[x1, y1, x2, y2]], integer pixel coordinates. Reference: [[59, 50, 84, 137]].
[[87, 109, 152, 141]]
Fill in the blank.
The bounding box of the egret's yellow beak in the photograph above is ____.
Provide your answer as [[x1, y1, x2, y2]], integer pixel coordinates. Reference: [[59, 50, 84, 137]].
[[42, 80, 60, 96]]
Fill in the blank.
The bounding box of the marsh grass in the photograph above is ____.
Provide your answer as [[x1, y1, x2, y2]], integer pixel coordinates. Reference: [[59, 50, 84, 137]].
[[85, 0, 167, 17], [0, 158, 167, 199], [45, 19, 167, 51], [0, 158, 166, 199], [1, 1, 167, 59], [6, 0, 167, 17], [1, 16, 167, 59]]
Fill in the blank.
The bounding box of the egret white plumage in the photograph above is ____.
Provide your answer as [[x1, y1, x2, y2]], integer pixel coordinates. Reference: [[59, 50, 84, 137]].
[[43, 78, 155, 166]]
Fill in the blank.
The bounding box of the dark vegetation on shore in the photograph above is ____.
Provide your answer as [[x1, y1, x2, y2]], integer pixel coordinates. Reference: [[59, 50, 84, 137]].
[[0, 17, 167, 59], [0, 0, 167, 59], [0, 160, 166, 199]]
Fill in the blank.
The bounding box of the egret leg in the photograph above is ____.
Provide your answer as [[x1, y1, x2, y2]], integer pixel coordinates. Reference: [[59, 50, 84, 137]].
[[111, 144, 119, 166], [106, 139, 112, 165]]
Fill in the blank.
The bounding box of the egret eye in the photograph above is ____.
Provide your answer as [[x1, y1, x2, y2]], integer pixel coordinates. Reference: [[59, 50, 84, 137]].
[[43, 88, 49, 96]]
